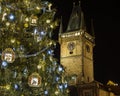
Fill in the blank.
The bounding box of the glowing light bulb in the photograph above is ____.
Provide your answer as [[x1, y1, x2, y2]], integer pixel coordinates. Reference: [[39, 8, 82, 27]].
[[9, 13, 15, 21]]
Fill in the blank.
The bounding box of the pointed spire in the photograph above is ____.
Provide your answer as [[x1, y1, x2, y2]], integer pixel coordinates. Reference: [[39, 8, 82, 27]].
[[59, 16, 63, 36], [73, 2, 75, 7], [79, 1, 81, 6], [80, 12, 86, 31], [66, 1, 87, 32], [91, 19, 95, 37]]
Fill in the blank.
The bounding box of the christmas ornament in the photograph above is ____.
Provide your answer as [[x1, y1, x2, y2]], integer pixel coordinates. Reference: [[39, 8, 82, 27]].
[[14, 84, 19, 90], [1, 48, 15, 63], [44, 90, 48, 95], [28, 72, 41, 87], [24, 23, 29, 28], [23, 67, 28, 77], [8, 13, 15, 21], [6, 22, 10, 27], [1, 61, 8, 69], [13, 70, 17, 78], [30, 15, 38, 26], [2, 13, 7, 21], [34, 6, 41, 14]]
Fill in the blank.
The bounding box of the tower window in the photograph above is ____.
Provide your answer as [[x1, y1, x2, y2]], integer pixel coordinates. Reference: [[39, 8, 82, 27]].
[[69, 51, 73, 54], [87, 76, 89, 82], [86, 44, 90, 53]]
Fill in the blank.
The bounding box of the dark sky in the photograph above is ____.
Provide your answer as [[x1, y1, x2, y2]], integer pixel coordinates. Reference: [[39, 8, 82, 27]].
[[51, 0, 120, 84]]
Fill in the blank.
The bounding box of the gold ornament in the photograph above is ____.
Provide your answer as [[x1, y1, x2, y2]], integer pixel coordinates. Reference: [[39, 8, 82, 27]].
[[37, 64, 42, 69], [30, 15, 38, 26], [24, 23, 29, 28], [5, 84, 11, 90], [1, 48, 15, 63], [17, 40, 20, 45], [38, 59, 46, 71], [6, 22, 10, 27], [46, 19, 51, 24], [34, 6, 41, 14], [55, 90, 59, 95], [11, 38, 16, 43], [48, 3, 52, 11], [16, 27, 20, 31], [25, 17, 29, 22], [50, 24, 54, 28], [28, 72, 41, 87], [23, 0, 30, 7]]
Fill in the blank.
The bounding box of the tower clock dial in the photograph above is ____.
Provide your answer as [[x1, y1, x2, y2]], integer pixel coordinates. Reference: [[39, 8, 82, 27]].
[[67, 42, 75, 51]]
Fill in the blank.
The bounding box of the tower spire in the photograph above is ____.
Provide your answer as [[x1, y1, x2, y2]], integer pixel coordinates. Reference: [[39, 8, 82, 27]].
[[80, 11, 86, 31], [59, 16, 63, 36], [79, 1, 81, 6], [73, 2, 75, 6], [91, 19, 95, 37], [66, 1, 86, 32]]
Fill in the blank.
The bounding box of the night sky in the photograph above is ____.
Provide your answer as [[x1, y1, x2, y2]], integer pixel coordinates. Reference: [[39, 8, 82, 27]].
[[51, 0, 119, 84]]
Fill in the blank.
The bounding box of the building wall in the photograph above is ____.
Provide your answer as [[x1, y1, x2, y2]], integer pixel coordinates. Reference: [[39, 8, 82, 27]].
[[99, 89, 115, 96], [59, 31, 94, 83], [74, 81, 116, 96]]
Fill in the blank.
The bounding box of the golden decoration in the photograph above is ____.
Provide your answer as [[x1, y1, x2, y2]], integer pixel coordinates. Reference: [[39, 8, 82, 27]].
[[1, 48, 15, 63], [24, 23, 29, 28], [28, 72, 41, 87], [30, 15, 38, 26]]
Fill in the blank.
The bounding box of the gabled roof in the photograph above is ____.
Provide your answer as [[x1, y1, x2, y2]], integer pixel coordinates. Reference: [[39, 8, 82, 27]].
[[94, 80, 120, 95], [108, 85, 120, 95]]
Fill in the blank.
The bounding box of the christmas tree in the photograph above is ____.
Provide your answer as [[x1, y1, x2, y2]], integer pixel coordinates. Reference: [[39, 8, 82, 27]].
[[0, 0, 69, 95]]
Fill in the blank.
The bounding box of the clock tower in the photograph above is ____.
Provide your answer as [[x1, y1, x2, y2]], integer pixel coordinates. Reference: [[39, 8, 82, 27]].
[[59, 2, 95, 84]]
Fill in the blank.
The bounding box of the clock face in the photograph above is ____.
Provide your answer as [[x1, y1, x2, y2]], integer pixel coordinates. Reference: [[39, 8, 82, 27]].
[[67, 42, 75, 51]]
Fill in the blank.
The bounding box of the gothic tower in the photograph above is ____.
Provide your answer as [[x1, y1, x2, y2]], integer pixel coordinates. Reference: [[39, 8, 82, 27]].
[[59, 2, 95, 84]]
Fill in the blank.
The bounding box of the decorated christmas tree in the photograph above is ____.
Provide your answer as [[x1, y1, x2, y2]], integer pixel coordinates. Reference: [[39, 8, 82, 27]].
[[0, 0, 69, 95]]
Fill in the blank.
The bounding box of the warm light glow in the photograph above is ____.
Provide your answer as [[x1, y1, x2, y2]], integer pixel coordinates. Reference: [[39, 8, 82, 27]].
[[46, 19, 51, 23], [6, 85, 10, 90]]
